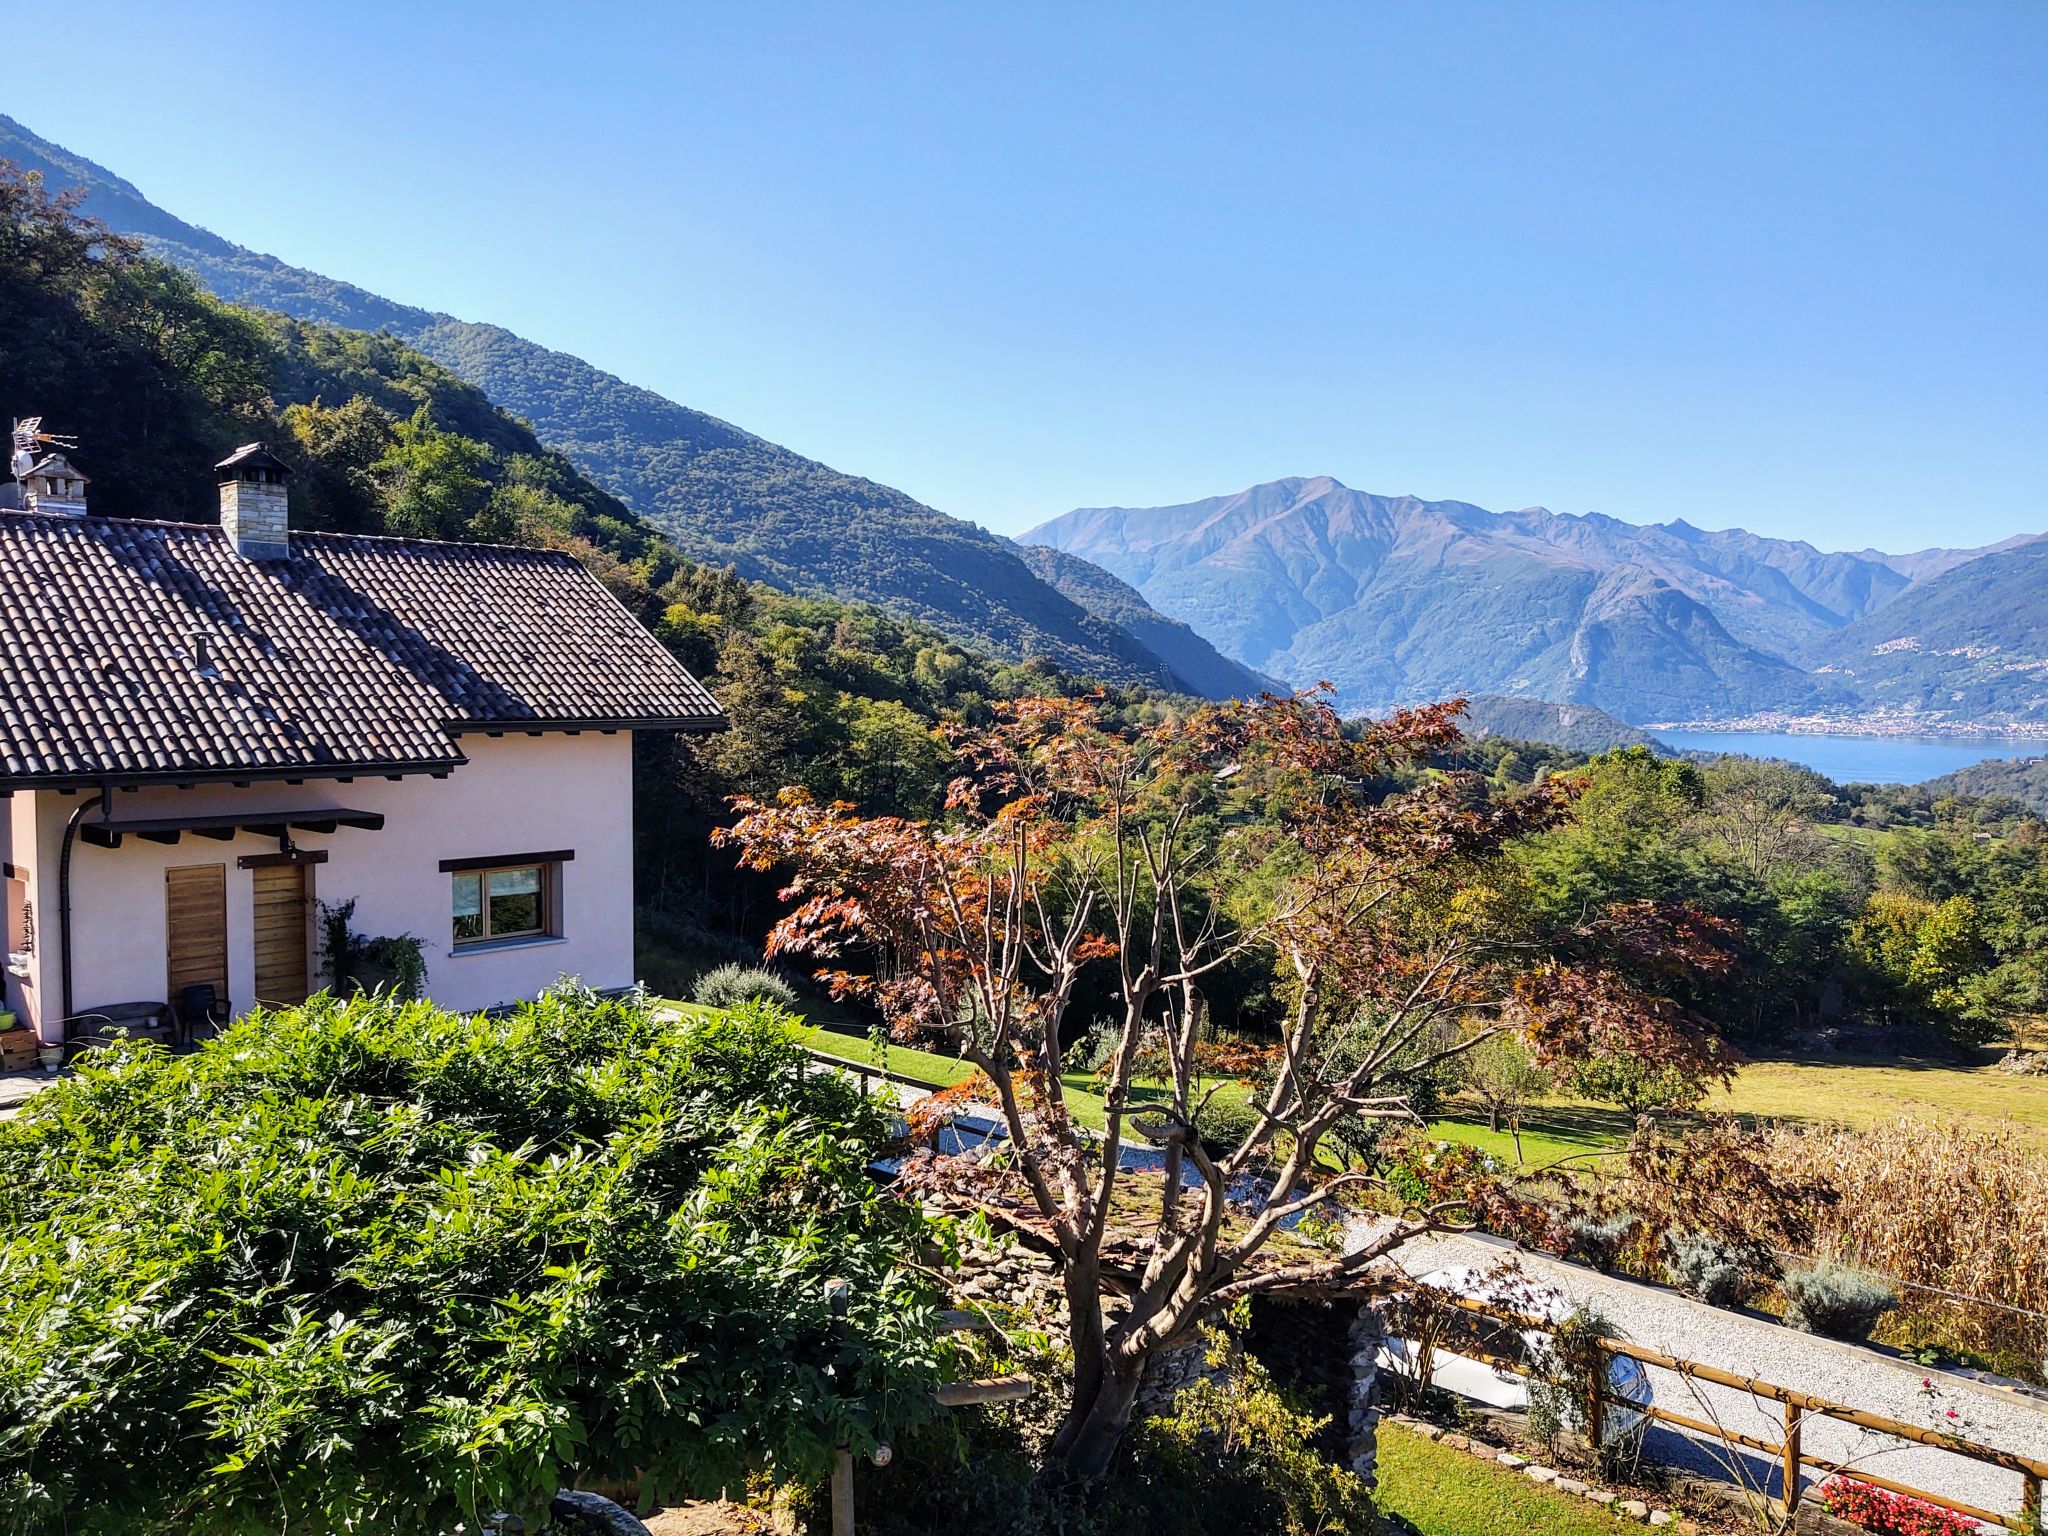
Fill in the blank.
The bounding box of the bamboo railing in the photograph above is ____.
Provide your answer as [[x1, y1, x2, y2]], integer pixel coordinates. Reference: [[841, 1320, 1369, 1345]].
[[1434, 1291, 2048, 1531]]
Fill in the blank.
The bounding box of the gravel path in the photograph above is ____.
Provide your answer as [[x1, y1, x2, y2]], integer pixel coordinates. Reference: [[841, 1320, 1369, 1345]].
[[1359, 1222, 2048, 1523]]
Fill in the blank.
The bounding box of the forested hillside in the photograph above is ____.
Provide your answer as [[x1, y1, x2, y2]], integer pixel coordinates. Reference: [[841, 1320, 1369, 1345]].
[[0, 113, 1238, 698], [0, 168, 1173, 958], [1009, 540, 1273, 699], [1805, 540, 2048, 723], [1925, 755, 2048, 818], [1459, 695, 1667, 752]]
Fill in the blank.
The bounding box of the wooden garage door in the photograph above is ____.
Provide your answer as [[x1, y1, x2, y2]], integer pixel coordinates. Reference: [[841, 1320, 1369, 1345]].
[[165, 864, 228, 1003], [251, 863, 310, 1007]]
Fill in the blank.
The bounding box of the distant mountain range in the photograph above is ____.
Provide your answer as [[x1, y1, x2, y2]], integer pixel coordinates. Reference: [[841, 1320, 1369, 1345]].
[[0, 114, 1251, 701], [7, 113, 2043, 734], [1025, 476, 2044, 726], [1802, 539, 2048, 723]]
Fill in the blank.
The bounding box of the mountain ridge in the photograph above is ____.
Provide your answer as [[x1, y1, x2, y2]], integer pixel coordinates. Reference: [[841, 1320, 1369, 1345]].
[[0, 113, 1254, 701], [1025, 475, 2039, 724]]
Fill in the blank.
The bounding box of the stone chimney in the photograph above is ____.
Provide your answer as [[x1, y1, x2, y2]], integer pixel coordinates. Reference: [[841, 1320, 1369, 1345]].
[[214, 443, 292, 560], [6, 417, 89, 515]]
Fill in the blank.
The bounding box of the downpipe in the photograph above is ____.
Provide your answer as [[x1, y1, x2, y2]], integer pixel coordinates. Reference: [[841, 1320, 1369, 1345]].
[[57, 786, 110, 1040]]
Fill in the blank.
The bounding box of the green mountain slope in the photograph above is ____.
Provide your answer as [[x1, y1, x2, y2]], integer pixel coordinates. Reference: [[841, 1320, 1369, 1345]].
[[0, 113, 1226, 697], [1459, 696, 1667, 752], [1009, 541, 1277, 699], [1804, 539, 2048, 724], [1923, 755, 2048, 817]]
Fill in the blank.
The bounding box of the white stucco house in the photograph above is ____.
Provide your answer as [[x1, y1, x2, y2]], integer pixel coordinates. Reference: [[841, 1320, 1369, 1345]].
[[0, 435, 724, 1049]]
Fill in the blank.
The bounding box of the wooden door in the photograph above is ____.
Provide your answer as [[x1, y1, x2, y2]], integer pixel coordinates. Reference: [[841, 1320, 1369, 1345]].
[[165, 864, 228, 1005], [251, 863, 310, 1007]]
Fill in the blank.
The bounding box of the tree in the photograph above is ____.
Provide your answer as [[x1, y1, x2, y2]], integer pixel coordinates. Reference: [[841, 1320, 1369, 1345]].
[[1568, 1050, 1711, 1117], [721, 693, 1732, 1476], [374, 405, 495, 539], [0, 989, 953, 1534], [1698, 757, 1838, 880], [1459, 1032, 1554, 1161], [1961, 957, 2048, 1052], [1849, 890, 1995, 1040]]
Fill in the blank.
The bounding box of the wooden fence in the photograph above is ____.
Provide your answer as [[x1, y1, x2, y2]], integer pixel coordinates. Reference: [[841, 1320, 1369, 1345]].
[[804, 1044, 2048, 1530], [1434, 1292, 2048, 1531]]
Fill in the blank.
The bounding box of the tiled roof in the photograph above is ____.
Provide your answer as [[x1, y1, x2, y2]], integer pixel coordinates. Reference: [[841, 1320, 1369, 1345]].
[[0, 513, 725, 786]]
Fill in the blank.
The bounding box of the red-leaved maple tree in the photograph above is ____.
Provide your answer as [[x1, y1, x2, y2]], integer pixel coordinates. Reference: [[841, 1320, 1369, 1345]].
[[719, 692, 1732, 1476]]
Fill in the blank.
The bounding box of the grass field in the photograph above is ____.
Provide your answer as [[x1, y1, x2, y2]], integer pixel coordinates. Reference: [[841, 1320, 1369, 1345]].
[[665, 989, 2048, 1162], [1708, 1052, 2048, 1145], [1301, 1054, 2048, 1165], [1425, 1051, 2048, 1166], [1374, 1422, 1652, 1535]]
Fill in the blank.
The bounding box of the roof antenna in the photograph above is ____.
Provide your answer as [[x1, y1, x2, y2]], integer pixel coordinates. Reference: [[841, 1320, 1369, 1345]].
[[11, 417, 77, 481]]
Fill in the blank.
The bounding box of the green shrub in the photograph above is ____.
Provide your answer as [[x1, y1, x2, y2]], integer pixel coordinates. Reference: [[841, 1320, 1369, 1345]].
[[1665, 1231, 1762, 1308], [0, 987, 950, 1535], [1781, 1261, 1899, 1340], [1194, 1094, 1267, 1158], [840, 1330, 1375, 1536], [1563, 1213, 1635, 1272], [1130, 1343, 1377, 1536], [693, 962, 800, 1012]]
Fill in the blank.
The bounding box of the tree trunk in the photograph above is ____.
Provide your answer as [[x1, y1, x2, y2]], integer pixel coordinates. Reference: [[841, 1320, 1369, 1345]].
[[1050, 1355, 1148, 1480], [1487, 1102, 1501, 1133], [1047, 1259, 1148, 1478]]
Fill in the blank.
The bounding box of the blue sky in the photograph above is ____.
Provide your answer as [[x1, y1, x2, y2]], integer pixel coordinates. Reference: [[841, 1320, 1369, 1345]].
[[8, 1, 2043, 550]]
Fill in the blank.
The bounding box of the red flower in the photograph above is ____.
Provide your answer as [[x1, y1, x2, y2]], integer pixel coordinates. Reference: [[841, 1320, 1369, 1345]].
[[1819, 1478, 1980, 1536]]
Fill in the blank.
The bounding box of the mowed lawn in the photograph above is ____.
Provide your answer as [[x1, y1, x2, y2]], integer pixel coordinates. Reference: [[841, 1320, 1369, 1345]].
[[666, 996, 2048, 1160], [1374, 1422, 1655, 1536], [1425, 1051, 2048, 1168], [1708, 1052, 2048, 1147]]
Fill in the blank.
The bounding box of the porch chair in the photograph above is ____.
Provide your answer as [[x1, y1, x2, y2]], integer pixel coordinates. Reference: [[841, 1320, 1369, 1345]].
[[174, 984, 231, 1045]]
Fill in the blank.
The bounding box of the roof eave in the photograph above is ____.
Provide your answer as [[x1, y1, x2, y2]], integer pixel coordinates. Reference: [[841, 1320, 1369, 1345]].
[[448, 714, 730, 735], [0, 756, 470, 796]]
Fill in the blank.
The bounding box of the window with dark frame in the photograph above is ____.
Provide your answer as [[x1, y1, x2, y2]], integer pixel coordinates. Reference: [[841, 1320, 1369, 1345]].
[[451, 862, 552, 945]]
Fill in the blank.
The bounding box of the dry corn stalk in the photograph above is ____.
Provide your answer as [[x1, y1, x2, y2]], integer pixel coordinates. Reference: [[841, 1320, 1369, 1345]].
[[1760, 1117, 2048, 1369]]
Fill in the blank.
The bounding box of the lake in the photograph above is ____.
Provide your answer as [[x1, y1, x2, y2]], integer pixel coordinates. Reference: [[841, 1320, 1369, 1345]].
[[1652, 729, 2047, 785]]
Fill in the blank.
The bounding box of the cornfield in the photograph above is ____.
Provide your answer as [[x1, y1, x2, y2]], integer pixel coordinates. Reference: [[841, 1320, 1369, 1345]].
[[1760, 1118, 2048, 1377]]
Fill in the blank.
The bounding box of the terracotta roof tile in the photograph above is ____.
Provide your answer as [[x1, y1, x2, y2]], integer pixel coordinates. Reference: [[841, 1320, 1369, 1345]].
[[0, 513, 724, 787]]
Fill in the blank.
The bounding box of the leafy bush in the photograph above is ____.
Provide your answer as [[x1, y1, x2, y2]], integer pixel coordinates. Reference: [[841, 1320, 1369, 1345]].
[[1193, 1094, 1267, 1158], [1567, 1053, 1707, 1116], [840, 1328, 1375, 1536], [1563, 1213, 1636, 1272], [1664, 1231, 1762, 1308], [1819, 1477, 1980, 1536], [693, 962, 799, 1012], [1781, 1261, 1899, 1341], [1131, 1346, 1378, 1536], [0, 988, 950, 1534]]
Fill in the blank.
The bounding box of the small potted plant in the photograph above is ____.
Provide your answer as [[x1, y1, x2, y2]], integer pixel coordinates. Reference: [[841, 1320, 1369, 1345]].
[[317, 899, 428, 1001]]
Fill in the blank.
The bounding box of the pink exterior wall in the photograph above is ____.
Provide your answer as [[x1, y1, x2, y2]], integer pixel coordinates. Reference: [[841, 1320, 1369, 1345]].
[[20, 731, 638, 1042], [4, 793, 58, 1035]]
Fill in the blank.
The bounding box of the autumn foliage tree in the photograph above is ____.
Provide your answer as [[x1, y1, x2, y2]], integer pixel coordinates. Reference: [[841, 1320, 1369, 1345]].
[[721, 693, 1733, 1477]]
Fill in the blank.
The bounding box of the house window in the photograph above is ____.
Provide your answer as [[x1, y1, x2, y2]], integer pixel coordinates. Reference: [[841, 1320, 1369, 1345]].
[[451, 862, 553, 945]]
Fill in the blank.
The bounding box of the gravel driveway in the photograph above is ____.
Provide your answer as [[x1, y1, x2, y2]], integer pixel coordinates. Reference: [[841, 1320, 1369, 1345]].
[[1357, 1221, 2048, 1524]]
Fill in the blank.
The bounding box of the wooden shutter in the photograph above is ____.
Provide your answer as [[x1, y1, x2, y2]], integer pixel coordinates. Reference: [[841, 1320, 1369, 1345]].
[[165, 864, 228, 1003], [251, 863, 309, 1006]]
